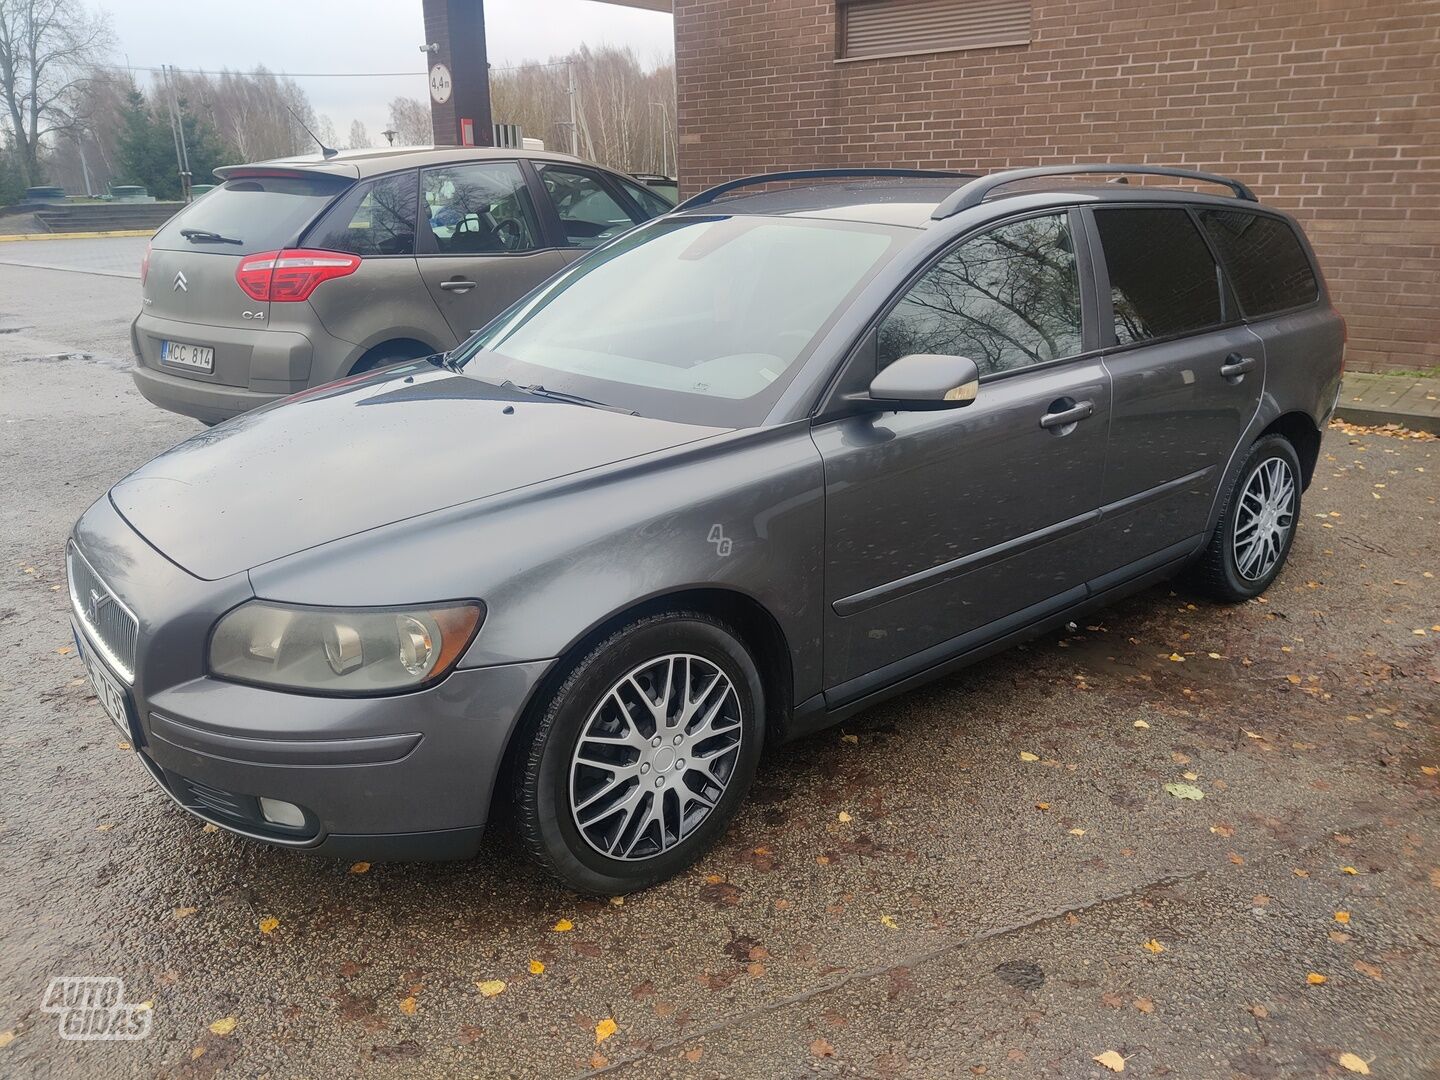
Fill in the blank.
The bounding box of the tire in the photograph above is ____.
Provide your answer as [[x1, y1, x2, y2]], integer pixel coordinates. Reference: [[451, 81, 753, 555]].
[[514, 612, 765, 894], [1185, 434, 1303, 602]]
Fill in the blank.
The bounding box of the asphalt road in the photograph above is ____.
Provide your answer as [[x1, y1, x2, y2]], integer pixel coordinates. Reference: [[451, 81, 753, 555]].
[[1, 250, 1437, 1079]]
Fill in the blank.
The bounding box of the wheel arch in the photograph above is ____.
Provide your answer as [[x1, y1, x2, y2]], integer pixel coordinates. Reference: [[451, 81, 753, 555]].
[[348, 337, 439, 375], [1258, 411, 1322, 489], [487, 586, 794, 827]]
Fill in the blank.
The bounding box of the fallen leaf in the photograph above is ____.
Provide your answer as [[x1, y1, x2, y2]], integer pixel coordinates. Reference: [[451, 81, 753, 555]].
[[1094, 1050, 1127, 1072], [1210, 824, 1235, 837], [1164, 783, 1204, 801], [746, 961, 766, 977], [201, 823, 219, 833], [1293, 868, 1310, 878], [553, 918, 575, 932], [1353, 961, 1383, 981], [1243, 729, 1263, 739], [258, 917, 279, 935], [590, 1053, 608, 1068], [684, 1047, 703, 1063], [476, 980, 506, 997], [1307, 972, 1327, 985], [1134, 996, 1155, 1014], [399, 997, 417, 1016], [595, 1017, 617, 1044], [840, 733, 859, 745], [1168, 653, 1185, 662], [173, 906, 198, 919], [0, 1031, 14, 1049], [208, 1017, 237, 1036], [1249, 1004, 1269, 1019], [1069, 828, 1086, 836], [1133, 719, 1150, 729], [810, 1037, 835, 1058], [1341, 866, 1358, 875], [1018, 751, 1039, 762], [1330, 931, 1352, 943], [1143, 938, 1165, 953], [1207, 652, 1222, 659], [1335, 911, 1350, 924], [1338, 1052, 1372, 1074], [880, 914, 899, 930], [1228, 852, 1245, 865], [1035, 802, 1051, 810], [609, 895, 624, 906], [349, 862, 370, 874], [190, 1047, 205, 1061], [837, 811, 852, 823], [1422, 766, 1438, 777], [528, 959, 545, 975], [1183, 771, 1199, 781]]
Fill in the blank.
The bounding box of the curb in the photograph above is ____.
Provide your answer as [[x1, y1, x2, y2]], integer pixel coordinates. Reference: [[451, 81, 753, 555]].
[[1332, 403, 1440, 435], [0, 229, 153, 242]]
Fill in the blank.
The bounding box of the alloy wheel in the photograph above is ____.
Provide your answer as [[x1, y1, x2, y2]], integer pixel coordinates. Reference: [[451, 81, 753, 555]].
[[1232, 456, 1296, 581], [569, 654, 744, 861]]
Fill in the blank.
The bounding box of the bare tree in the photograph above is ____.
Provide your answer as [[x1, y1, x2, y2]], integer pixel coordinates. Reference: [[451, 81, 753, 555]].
[[0, 0, 112, 186], [347, 118, 369, 150], [387, 96, 430, 147]]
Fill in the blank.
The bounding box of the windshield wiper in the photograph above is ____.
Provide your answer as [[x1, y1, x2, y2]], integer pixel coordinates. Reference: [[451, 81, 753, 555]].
[[180, 228, 243, 245], [506, 381, 637, 415]]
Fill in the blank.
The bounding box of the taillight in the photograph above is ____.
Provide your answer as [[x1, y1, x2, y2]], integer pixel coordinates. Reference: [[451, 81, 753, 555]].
[[234, 249, 361, 302], [139, 241, 151, 285]]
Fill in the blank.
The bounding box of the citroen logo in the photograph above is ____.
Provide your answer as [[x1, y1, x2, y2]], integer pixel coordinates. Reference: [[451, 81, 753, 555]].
[[86, 587, 110, 622], [173, 270, 188, 292]]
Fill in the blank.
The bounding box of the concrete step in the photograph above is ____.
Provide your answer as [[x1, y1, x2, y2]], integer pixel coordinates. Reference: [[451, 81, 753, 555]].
[[35, 203, 183, 233]]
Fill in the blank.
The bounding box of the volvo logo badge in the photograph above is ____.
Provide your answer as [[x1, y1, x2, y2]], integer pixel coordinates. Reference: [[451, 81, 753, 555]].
[[86, 587, 110, 622], [173, 270, 188, 292]]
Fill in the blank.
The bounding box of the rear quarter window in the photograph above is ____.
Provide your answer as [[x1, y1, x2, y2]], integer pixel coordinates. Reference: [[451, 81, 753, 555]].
[[1093, 207, 1225, 345], [152, 174, 351, 255], [1198, 209, 1319, 317]]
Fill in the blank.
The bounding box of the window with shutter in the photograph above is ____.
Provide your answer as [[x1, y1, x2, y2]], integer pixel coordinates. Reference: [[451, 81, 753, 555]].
[[838, 0, 1032, 62]]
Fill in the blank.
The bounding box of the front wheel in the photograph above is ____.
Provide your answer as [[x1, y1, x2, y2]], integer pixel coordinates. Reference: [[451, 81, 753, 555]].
[[1186, 434, 1302, 602], [514, 612, 765, 894]]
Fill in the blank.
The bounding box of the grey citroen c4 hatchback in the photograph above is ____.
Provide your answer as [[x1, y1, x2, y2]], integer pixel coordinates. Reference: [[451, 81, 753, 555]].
[[75, 164, 1343, 893], [131, 146, 673, 425]]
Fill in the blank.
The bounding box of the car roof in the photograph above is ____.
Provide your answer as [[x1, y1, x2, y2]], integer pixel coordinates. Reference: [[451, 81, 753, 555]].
[[677, 178, 1284, 228], [215, 145, 609, 181]]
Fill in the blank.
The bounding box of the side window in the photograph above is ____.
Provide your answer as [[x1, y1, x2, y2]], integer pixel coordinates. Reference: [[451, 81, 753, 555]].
[[536, 164, 643, 249], [1093, 208, 1224, 345], [616, 176, 674, 217], [419, 162, 540, 255], [877, 212, 1083, 376], [304, 171, 418, 256], [1198, 209, 1319, 317]]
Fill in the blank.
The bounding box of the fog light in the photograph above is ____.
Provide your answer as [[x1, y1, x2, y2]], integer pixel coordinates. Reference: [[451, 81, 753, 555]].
[[258, 797, 306, 828]]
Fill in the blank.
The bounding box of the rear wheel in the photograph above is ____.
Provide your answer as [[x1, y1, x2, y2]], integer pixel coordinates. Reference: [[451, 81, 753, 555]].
[[1186, 434, 1302, 602], [349, 341, 433, 375], [514, 612, 764, 894]]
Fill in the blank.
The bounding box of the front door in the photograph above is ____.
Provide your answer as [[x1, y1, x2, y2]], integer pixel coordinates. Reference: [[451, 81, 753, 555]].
[[815, 209, 1112, 694], [417, 160, 567, 341], [1083, 205, 1266, 563]]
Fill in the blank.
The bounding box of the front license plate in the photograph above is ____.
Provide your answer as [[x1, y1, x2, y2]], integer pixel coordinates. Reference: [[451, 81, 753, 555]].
[[76, 631, 132, 740], [161, 340, 214, 372]]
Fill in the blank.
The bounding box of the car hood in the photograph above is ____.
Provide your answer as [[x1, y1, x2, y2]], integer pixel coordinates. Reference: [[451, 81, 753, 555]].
[[110, 366, 727, 580]]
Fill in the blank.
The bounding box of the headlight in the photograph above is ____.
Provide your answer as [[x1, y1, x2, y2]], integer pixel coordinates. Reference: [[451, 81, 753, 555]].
[[209, 601, 484, 695]]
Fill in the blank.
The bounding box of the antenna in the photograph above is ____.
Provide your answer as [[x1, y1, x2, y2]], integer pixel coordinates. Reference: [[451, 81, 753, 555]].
[[286, 105, 338, 159]]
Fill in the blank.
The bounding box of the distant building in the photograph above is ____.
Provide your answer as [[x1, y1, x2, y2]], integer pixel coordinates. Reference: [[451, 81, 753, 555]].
[[593, 0, 1438, 374]]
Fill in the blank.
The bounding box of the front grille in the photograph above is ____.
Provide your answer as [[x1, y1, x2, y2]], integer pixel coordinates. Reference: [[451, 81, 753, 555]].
[[67, 543, 140, 683]]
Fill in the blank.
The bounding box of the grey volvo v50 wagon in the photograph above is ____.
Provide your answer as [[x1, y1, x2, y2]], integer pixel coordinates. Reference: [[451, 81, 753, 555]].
[[73, 165, 1343, 893], [131, 146, 673, 425]]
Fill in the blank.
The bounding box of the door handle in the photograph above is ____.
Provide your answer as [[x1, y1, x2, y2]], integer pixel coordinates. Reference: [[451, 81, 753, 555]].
[[1220, 353, 1258, 379], [440, 280, 477, 293], [1039, 400, 1095, 430]]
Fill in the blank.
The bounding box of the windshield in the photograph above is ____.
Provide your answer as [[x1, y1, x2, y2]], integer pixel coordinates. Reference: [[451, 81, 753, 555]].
[[456, 215, 907, 426]]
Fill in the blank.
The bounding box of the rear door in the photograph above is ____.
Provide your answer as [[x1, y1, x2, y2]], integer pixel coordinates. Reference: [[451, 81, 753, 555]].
[[814, 209, 1113, 694], [140, 173, 350, 386], [1084, 205, 1265, 563], [415, 160, 566, 342]]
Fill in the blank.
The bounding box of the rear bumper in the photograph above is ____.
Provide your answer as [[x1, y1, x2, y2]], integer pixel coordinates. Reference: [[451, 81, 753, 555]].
[[132, 363, 283, 425]]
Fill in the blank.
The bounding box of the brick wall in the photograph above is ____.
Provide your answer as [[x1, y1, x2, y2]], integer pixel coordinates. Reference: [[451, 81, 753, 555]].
[[673, 0, 1440, 373]]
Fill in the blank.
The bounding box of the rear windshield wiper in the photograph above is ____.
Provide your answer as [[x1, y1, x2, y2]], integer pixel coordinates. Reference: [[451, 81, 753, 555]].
[[506, 380, 637, 415], [179, 228, 243, 245]]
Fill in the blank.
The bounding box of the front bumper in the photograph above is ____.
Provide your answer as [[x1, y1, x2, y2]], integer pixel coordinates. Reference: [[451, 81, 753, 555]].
[[72, 494, 553, 860]]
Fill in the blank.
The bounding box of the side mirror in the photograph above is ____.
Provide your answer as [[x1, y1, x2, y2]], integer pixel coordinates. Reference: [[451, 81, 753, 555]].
[[867, 353, 980, 409]]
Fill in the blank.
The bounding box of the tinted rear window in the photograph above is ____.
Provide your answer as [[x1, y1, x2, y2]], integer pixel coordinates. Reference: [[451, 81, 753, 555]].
[[152, 175, 351, 255], [1199, 209, 1319, 316], [1094, 207, 1224, 345]]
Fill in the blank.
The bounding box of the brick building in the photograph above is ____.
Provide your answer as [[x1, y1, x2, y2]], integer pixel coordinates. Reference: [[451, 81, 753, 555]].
[[597, 0, 1439, 374]]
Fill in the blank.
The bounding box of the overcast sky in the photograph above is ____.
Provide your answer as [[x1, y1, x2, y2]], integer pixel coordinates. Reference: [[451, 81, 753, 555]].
[[105, 0, 674, 145]]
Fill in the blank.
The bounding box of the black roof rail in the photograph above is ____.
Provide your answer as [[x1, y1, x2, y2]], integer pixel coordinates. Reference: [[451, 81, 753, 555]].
[[674, 168, 979, 213], [931, 164, 1259, 220]]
